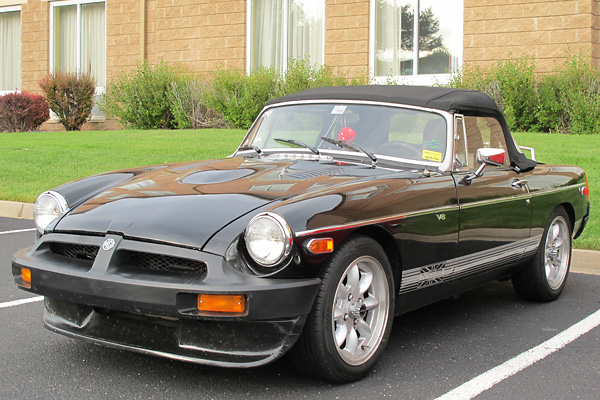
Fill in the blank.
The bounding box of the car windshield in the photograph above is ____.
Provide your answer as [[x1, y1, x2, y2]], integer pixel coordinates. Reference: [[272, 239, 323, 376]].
[[241, 103, 448, 165]]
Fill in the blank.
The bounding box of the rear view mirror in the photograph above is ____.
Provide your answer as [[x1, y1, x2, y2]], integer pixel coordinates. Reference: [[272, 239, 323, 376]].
[[476, 148, 506, 166]]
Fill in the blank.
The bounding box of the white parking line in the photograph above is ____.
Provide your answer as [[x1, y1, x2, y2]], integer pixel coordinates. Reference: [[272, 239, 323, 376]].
[[0, 228, 36, 235], [0, 296, 44, 309], [436, 308, 600, 400]]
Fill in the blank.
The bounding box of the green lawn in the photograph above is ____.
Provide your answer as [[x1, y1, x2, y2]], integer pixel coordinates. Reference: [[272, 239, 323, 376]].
[[0, 129, 596, 249], [0, 129, 247, 203]]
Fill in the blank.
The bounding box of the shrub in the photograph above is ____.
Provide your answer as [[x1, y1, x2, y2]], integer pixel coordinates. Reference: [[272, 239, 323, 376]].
[[204, 61, 371, 129], [100, 61, 188, 129], [0, 92, 50, 132], [537, 55, 600, 135], [204, 67, 280, 129], [39, 72, 96, 131], [168, 80, 226, 129]]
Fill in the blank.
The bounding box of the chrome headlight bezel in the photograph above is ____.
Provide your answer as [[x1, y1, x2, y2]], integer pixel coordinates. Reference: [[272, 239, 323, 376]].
[[33, 191, 69, 234], [244, 212, 293, 268]]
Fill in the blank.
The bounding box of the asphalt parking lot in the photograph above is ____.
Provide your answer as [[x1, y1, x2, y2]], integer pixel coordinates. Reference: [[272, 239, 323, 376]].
[[1, 216, 598, 400]]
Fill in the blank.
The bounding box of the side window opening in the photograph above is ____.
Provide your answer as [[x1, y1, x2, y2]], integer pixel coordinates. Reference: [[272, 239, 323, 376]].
[[464, 116, 510, 168]]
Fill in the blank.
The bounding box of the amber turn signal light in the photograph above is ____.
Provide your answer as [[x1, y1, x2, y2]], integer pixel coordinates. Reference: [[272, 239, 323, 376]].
[[197, 294, 246, 314], [21, 267, 31, 288], [304, 238, 334, 254]]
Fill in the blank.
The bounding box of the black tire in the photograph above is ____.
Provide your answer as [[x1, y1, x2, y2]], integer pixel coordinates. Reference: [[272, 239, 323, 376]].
[[290, 235, 395, 383], [512, 207, 572, 302]]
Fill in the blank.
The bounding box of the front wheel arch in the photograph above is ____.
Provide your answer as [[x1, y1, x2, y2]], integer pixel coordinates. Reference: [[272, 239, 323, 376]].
[[290, 234, 395, 383]]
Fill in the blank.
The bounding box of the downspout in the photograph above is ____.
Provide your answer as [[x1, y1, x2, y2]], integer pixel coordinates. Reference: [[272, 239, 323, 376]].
[[140, 0, 146, 61]]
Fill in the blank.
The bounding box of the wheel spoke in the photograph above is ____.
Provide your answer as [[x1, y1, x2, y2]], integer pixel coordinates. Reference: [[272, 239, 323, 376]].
[[333, 302, 345, 320], [355, 318, 373, 340], [335, 323, 348, 347], [550, 223, 560, 242], [346, 264, 360, 294], [362, 296, 379, 311], [344, 327, 359, 355], [358, 270, 373, 296]]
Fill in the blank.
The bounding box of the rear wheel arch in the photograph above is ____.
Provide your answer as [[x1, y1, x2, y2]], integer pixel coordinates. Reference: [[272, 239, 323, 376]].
[[559, 202, 576, 234]]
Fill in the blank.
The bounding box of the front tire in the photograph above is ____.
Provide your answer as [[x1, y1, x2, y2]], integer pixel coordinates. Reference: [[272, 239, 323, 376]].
[[290, 235, 394, 383], [512, 207, 572, 302]]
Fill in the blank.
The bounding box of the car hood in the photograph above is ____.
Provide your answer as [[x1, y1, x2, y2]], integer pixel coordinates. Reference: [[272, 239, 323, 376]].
[[53, 157, 400, 249]]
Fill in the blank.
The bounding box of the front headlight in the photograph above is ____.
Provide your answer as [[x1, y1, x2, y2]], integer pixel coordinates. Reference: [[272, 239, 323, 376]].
[[244, 212, 293, 267], [33, 191, 69, 234]]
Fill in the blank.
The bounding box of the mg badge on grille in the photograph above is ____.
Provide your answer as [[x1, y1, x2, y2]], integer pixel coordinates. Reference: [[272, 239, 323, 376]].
[[102, 238, 115, 251]]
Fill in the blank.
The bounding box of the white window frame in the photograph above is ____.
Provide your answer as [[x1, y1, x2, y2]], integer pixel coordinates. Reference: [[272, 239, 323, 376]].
[[369, 0, 463, 86], [49, 0, 106, 119], [246, 0, 325, 74], [0, 5, 21, 95], [49, 0, 106, 90]]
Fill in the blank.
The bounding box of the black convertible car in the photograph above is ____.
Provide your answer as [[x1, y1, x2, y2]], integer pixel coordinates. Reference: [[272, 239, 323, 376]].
[[12, 86, 590, 383]]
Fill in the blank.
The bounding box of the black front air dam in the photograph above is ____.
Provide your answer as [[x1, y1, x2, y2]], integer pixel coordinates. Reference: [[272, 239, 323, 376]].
[[44, 297, 306, 367]]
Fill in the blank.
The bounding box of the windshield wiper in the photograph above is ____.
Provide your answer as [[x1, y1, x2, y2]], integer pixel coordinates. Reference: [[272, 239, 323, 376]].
[[274, 138, 320, 156], [236, 145, 262, 156], [320, 136, 377, 166]]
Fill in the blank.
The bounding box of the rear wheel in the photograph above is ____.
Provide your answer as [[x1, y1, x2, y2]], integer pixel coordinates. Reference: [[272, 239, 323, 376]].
[[290, 235, 394, 383], [512, 207, 572, 302]]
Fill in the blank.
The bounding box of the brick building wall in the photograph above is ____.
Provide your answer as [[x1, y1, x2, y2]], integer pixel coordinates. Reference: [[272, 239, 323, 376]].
[[147, 0, 245, 75], [464, 0, 600, 73], [20, 0, 49, 93], [325, 0, 369, 77]]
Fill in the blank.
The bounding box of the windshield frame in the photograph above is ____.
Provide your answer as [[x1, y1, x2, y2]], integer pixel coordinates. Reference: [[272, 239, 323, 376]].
[[235, 100, 454, 172]]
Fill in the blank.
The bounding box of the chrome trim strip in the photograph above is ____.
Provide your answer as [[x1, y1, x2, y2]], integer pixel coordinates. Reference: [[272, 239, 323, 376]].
[[529, 183, 585, 197], [459, 193, 532, 209], [399, 235, 542, 294], [295, 205, 459, 237]]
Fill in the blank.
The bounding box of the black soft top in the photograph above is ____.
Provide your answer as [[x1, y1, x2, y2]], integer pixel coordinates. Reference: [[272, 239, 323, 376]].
[[267, 85, 537, 172]]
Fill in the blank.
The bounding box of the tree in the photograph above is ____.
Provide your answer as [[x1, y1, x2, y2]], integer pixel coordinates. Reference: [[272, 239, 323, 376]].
[[400, 5, 444, 52]]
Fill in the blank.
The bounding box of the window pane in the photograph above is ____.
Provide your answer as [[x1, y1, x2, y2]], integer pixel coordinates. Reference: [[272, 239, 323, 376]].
[[54, 5, 77, 74], [375, 0, 413, 76], [81, 2, 106, 87], [0, 11, 21, 91], [251, 0, 284, 71], [288, 0, 324, 65], [417, 0, 461, 75], [464, 116, 509, 167]]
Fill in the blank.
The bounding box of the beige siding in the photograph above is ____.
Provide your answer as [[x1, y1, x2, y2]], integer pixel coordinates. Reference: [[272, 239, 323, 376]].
[[325, 0, 369, 77], [464, 0, 599, 72]]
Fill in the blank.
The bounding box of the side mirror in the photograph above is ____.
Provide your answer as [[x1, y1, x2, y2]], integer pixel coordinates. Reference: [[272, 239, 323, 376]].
[[476, 148, 506, 167]]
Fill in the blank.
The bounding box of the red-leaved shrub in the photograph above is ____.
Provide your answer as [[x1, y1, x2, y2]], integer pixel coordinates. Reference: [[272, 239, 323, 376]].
[[0, 92, 50, 132], [39, 72, 96, 131]]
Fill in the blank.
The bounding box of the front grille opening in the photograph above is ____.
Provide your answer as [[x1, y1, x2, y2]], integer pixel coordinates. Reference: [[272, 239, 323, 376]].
[[50, 243, 99, 262], [119, 250, 207, 276]]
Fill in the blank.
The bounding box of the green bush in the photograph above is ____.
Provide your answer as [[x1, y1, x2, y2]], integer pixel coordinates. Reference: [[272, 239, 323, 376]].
[[537, 55, 600, 134], [39, 72, 95, 131], [204, 60, 370, 129], [449, 53, 600, 134], [101, 62, 188, 129], [204, 67, 281, 129]]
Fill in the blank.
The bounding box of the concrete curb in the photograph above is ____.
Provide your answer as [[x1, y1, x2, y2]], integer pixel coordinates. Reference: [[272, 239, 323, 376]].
[[1, 201, 598, 275], [0, 200, 34, 219]]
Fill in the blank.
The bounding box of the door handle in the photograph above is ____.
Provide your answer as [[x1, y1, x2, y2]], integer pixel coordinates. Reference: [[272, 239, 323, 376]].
[[512, 179, 528, 189]]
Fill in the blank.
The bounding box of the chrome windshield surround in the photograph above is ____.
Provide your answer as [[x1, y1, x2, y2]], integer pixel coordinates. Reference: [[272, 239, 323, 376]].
[[239, 100, 455, 172]]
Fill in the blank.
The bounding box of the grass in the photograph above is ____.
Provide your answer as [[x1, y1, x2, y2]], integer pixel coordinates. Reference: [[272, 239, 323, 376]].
[[0, 129, 596, 249], [0, 129, 247, 203]]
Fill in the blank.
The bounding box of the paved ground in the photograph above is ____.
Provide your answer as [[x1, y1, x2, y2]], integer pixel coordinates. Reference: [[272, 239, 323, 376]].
[[1, 217, 599, 399]]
